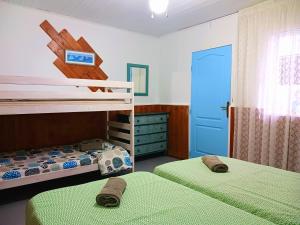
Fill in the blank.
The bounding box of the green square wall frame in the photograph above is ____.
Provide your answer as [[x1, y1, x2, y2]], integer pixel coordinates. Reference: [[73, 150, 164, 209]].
[[127, 63, 149, 96]]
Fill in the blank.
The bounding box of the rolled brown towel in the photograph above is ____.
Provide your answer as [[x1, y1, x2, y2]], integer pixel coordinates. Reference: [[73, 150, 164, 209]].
[[96, 177, 127, 207], [202, 156, 228, 173]]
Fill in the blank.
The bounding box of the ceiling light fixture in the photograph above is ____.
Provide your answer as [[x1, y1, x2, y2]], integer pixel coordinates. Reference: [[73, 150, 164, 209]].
[[149, 0, 169, 18]]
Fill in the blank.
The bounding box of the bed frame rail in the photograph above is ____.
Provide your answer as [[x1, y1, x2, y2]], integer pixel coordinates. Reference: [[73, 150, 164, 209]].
[[0, 75, 134, 115]]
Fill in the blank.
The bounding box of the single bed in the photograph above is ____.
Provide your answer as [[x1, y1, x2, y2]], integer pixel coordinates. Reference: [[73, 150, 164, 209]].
[[26, 172, 275, 225], [0, 143, 96, 181], [154, 156, 300, 225], [0, 139, 132, 188]]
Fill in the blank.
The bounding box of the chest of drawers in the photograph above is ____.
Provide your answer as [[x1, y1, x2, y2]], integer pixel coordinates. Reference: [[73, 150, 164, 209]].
[[118, 112, 168, 157]]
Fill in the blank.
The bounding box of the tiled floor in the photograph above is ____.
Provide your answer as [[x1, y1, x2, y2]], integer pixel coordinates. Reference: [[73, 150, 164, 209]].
[[0, 200, 27, 225], [0, 156, 177, 225]]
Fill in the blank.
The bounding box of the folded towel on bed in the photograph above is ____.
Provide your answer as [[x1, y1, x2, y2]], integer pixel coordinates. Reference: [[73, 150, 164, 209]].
[[96, 177, 127, 207], [202, 156, 228, 173]]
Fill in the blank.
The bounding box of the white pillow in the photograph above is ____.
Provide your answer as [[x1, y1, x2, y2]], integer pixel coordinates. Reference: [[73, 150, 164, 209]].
[[79, 139, 104, 152], [97, 146, 132, 175]]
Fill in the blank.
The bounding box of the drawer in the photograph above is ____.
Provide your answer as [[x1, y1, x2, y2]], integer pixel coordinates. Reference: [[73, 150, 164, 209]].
[[135, 145, 147, 155], [135, 124, 167, 135], [135, 132, 167, 145], [135, 141, 167, 156], [135, 114, 168, 125], [134, 116, 148, 125]]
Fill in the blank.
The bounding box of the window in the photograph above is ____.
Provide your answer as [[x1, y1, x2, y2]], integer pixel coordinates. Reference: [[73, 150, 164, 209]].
[[259, 31, 300, 116], [279, 55, 300, 85]]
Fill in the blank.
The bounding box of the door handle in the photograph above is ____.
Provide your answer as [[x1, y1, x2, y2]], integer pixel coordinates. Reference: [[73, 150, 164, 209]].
[[220, 101, 230, 118]]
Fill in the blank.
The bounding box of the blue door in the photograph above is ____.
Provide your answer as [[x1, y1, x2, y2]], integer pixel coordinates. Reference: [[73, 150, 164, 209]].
[[190, 45, 232, 158]]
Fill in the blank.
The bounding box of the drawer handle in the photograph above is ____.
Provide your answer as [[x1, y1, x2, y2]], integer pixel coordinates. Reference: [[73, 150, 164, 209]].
[[160, 117, 163, 120], [160, 127, 163, 130], [137, 119, 140, 123], [137, 140, 140, 143], [136, 130, 140, 133]]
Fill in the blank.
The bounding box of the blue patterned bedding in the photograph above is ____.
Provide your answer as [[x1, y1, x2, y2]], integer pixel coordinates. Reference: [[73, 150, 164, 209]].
[[0, 139, 129, 182]]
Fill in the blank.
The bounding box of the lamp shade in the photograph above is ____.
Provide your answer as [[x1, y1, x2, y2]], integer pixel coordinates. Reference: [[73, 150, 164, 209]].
[[149, 0, 169, 15]]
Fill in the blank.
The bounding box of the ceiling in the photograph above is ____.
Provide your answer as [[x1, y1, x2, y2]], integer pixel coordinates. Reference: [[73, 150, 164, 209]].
[[4, 0, 266, 36]]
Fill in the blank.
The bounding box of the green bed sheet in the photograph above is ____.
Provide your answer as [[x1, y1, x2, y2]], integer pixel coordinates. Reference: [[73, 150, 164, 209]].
[[26, 172, 275, 225], [154, 157, 300, 225]]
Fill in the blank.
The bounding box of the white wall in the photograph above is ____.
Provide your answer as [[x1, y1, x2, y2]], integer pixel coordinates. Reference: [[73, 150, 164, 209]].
[[0, 1, 160, 104], [158, 14, 238, 105], [0, 2, 239, 105]]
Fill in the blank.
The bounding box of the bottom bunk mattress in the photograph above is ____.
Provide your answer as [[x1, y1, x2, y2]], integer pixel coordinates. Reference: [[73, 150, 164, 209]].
[[0, 139, 132, 188], [154, 157, 300, 225], [26, 172, 274, 225]]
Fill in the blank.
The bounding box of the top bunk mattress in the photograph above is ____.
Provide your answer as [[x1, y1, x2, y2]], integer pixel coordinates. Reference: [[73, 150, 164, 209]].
[[154, 157, 300, 225], [26, 172, 275, 225]]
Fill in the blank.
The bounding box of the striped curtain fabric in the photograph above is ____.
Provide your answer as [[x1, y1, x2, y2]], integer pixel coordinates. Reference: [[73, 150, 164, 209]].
[[233, 108, 300, 172], [233, 0, 300, 172]]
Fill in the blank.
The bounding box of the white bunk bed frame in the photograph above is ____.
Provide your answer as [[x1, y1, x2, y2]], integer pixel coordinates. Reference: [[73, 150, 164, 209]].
[[0, 75, 134, 190]]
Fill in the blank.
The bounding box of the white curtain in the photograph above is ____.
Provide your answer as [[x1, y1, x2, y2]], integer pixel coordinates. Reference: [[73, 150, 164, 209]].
[[234, 0, 300, 172]]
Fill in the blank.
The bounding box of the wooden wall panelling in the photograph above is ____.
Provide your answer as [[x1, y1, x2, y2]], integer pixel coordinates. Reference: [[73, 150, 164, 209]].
[[229, 107, 235, 158], [0, 116, 16, 151], [0, 112, 106, 152], [0, 105, 189, 159], [0, 106, 233, 159], [161, 105, 189, 160]]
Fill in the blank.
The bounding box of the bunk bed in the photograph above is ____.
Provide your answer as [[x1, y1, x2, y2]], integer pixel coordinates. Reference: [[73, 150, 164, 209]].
[[0, 75, 134, 190]]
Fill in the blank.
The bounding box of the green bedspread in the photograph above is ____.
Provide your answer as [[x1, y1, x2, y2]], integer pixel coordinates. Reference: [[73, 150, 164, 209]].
[[154, 157, 300, 225], [26, 172, 275, 225]]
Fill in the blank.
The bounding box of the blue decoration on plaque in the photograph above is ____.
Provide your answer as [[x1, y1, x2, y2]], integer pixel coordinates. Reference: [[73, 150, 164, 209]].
[[65, 50, 95, 66]]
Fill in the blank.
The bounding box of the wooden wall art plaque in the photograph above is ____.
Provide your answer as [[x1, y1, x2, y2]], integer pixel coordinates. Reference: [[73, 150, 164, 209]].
[[40, 20, 108, 92]]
